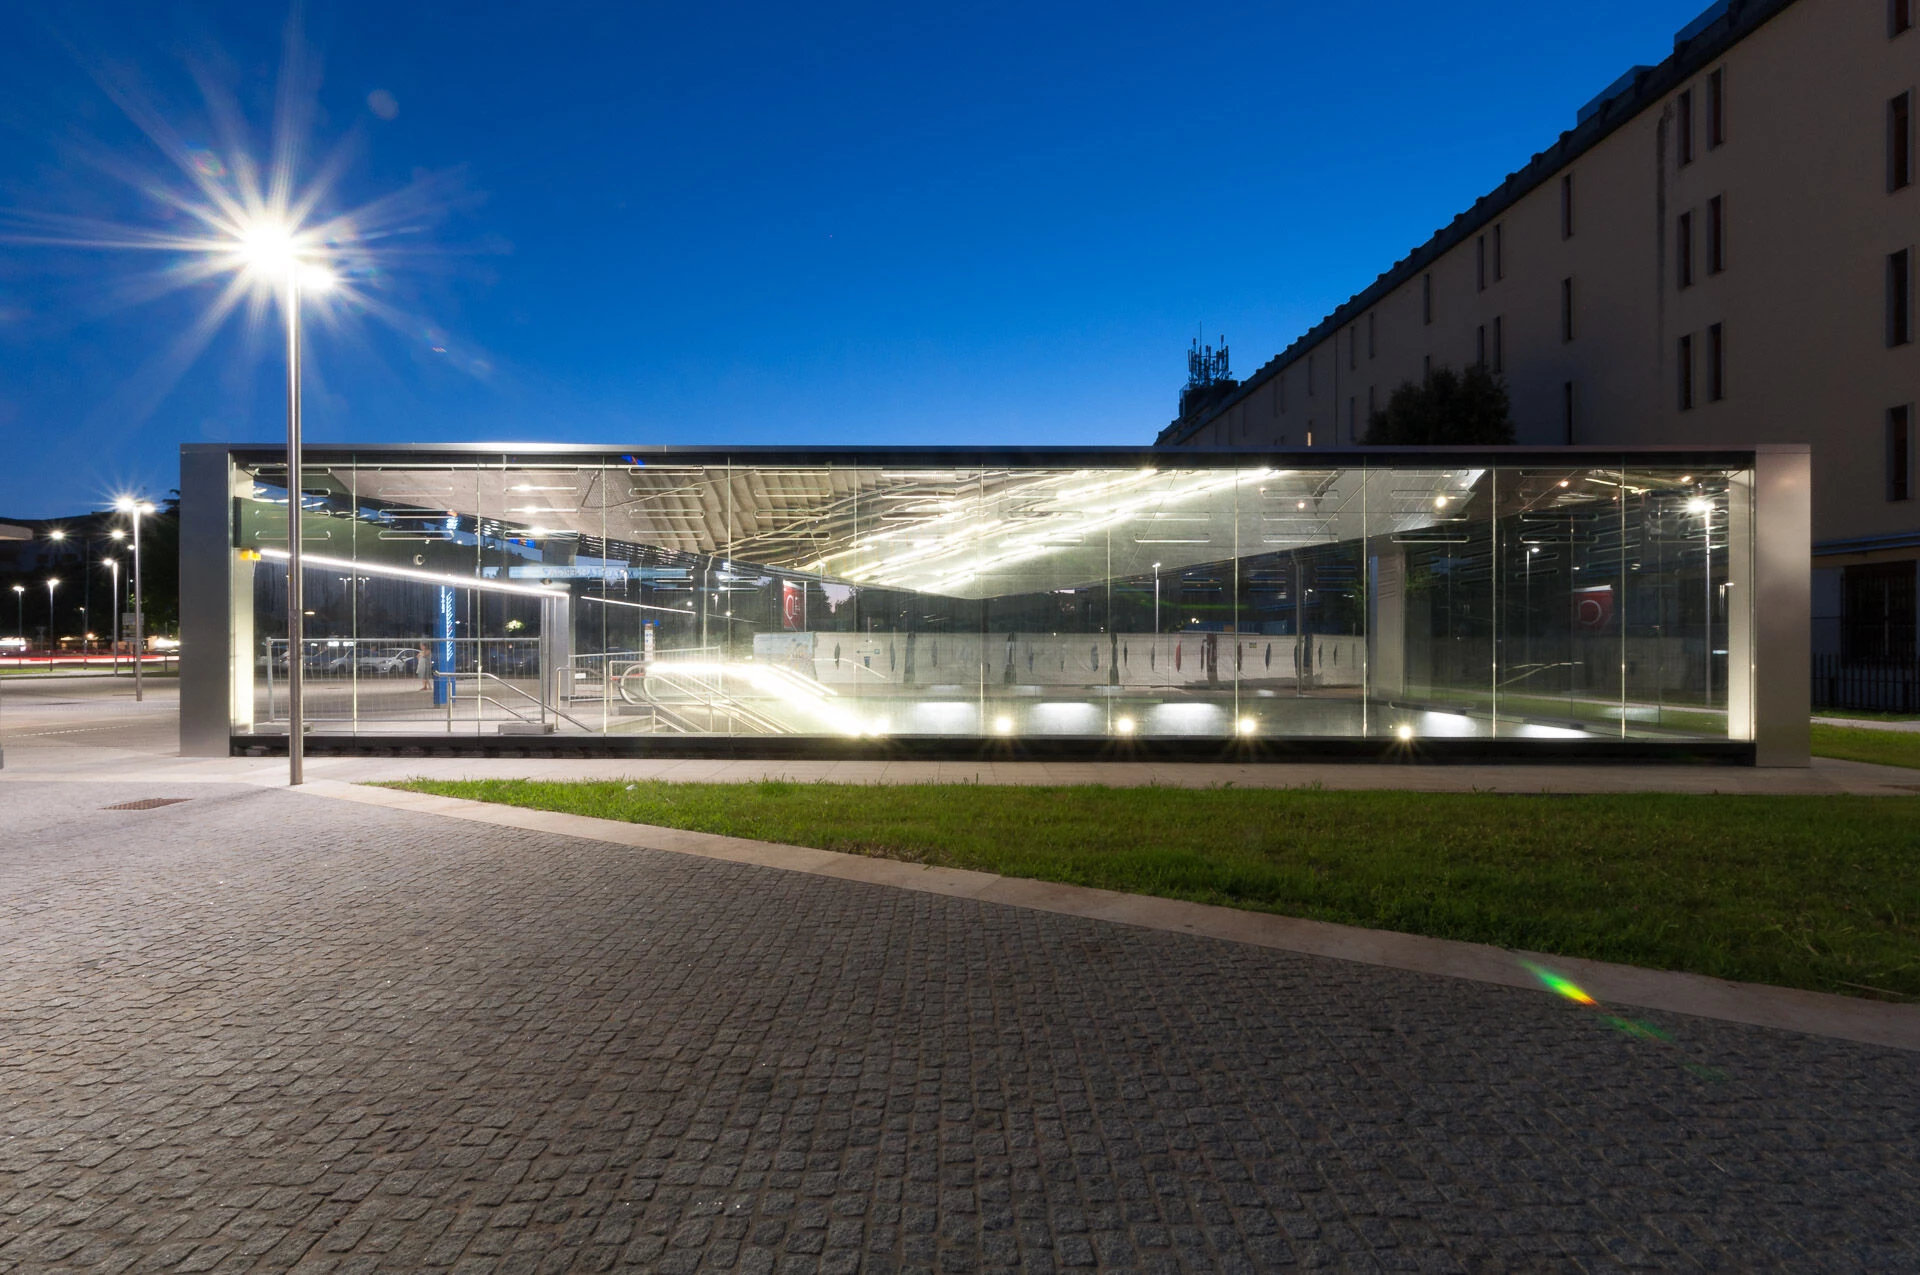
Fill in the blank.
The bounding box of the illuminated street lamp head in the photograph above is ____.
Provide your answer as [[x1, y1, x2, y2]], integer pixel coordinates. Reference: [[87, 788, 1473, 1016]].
[[48, 529, 65, 541], [114, 496, 157, 515], [231, 219, 336, 296], [237, 220, 298, 275]]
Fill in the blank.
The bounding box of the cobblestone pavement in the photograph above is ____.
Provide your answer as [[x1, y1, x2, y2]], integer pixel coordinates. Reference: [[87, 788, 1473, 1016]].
[[1, 782, 1916, 1273]]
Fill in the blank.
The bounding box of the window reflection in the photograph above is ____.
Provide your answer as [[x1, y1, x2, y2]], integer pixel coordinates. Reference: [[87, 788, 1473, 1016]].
[[229, 454, 1748, 744]]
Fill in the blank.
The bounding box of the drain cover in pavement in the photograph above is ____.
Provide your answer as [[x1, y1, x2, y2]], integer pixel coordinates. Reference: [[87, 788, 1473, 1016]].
[[101, 798, 191, 811]]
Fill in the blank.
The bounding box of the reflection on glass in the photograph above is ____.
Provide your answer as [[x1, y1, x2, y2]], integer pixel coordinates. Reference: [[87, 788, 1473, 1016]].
[[228, 454, 1748, 744]]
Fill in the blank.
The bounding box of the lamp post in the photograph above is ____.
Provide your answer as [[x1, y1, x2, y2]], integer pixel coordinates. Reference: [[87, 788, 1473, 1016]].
[[1690, 495, 1713, 709], [47, 532, 67, 659], [284, 265, 307, 784], [10, 584, 22, 653], [45, 578, 58, 671], [115, 498, 156, 701], [230, 226, 334, 787], [108, 529, 125, 669], [104, 557, 121, 676]]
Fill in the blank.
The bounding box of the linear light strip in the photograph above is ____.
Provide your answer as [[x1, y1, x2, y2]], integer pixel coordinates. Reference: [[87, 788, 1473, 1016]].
[[255, 548, 570, 599]]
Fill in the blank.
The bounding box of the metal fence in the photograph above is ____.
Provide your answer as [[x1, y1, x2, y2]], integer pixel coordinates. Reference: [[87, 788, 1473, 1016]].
[[262, 637, 548, 728], [1812, 654, 1920, 713]]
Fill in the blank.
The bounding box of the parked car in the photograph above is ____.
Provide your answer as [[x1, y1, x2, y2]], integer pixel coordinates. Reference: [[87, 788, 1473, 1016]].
[[483, 645, 540, 677], [356, 648, 421, 675]]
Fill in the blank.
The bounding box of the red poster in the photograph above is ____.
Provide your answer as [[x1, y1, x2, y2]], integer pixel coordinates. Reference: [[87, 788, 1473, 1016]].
[[782, 579, 802, 630], [1572, 585, 1614, 632]]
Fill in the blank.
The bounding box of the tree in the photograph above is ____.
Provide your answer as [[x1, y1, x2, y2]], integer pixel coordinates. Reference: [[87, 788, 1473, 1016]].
[[139, 494, 181, 635], [1363, 363, 1515, 445]]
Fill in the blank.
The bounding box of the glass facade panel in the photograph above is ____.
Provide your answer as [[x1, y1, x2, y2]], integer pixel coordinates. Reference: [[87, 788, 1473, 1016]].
[[215, 449, 1755, 749]]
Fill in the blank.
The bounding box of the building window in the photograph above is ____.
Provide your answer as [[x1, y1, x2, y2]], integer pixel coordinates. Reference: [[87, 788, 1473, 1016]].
[[1367, 311, 1376, 358], [1708, 322, 1725, 401], [1844, 560, 1917, 662], [1348, 327, 1357, 371], [1493, 223, 1504, 281], [1561, 277, 1574, 342], [1678, 89, 1695, 166], [1708, 68, 1725, 148], [1563, 380, 1576, 444], [1476, 324, 1486, 367], [1707, 196, 1725, 273], [1892, 92, 1913, 192], [1492, 315, 1504, 373], [1678, 211, 1695, 288], [1678, 334, 1695, 409], [1561, 173, 1574, 239], [1894, 0, 1913, 37], [1891, 248, 1914, 346], [1422, 273, 1433, 324], [1476, 236, 1487, 291], [1347, 395, 1356, 442], [1891, 405, 1914, 501]]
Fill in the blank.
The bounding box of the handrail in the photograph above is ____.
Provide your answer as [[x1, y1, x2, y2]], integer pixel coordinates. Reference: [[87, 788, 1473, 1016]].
[[441, 668, 604, 735], [641, 666, 792, 734]]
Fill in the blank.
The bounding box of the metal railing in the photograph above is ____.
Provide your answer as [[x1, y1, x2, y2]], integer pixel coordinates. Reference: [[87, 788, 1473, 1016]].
[[1812, 654, 1920, 713], [262, 637, 545, 727], [437, 668, 602, 735]]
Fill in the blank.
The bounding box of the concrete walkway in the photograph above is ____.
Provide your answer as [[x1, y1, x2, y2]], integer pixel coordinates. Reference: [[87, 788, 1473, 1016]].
[[324, 778, 1920, 1052], [1816, 715, 1920, 733], [3, 779, 1918, 1272]]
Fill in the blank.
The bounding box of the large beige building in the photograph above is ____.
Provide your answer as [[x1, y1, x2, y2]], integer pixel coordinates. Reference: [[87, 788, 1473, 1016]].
[[1158, 0, 1917, 669]]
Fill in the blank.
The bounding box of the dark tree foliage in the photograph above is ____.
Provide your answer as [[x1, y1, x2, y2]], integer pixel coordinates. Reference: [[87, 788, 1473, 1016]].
[[140, 493, 181, 633], [1363, 364, 1515, 445]]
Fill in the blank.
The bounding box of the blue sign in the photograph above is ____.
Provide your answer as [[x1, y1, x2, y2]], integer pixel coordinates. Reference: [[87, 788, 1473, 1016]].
[[434, 584, 456, 706]]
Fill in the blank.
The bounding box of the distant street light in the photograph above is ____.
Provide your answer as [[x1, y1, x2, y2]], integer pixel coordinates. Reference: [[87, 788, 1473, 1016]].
[[104, 557, 121, 676], [10, 584, 22, 646], [114, 497, 157, 701], [45, 578, 58, 671]]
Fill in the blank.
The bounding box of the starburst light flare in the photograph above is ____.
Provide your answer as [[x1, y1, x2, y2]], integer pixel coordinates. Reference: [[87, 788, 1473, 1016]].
[[0, 14, 482, 435]]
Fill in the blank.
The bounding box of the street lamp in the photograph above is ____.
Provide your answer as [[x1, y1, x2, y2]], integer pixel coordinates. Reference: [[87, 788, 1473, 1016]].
[[103, 557, 121, 676], [45, 578, 58, 672], [10, 584, 22, 649], [114, 497, 157, 702], [1689, 495, 1714, 709], [231, 221, 335, 787]]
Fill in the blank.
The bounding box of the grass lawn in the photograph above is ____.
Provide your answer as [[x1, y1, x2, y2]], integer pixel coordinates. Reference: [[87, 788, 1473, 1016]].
[[1811, 724, 1920, 770], [390, 778, 1920, 1001]]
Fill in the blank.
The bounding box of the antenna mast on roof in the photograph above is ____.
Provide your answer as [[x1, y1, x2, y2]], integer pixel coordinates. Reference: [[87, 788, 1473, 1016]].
[[1179, 331, 1235, 421]]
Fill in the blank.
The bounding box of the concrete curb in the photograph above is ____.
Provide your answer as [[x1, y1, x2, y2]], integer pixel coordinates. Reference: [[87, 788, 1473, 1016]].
[[297, 779, 1920, 1053]]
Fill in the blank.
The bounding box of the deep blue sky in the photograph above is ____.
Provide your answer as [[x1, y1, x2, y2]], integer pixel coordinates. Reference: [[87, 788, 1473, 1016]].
[[1, 1, 1711, 517]]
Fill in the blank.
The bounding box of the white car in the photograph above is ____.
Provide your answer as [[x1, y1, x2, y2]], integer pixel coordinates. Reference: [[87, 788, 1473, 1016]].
[[355, 648, 421, 675]]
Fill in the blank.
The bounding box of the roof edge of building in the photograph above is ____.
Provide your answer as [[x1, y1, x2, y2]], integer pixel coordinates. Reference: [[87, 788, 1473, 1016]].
[[1155, 0, 1802, 446]]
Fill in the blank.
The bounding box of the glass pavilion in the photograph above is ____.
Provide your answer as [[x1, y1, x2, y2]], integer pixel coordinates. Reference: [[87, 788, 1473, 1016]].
[[178, 444, 1810, 762]]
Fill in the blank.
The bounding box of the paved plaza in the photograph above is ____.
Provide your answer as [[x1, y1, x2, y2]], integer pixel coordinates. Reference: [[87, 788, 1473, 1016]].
[[2, 678, 1919, 1271]]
